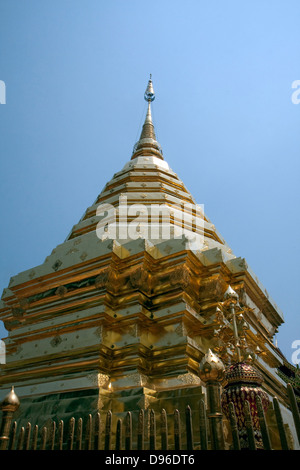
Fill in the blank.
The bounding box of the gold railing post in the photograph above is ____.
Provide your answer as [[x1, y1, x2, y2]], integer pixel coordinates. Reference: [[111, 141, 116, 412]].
[[0, 386, 20, 450], [206, 380, 226, 450], [199, 349, 226, 450], [287, 383, 300, 445], [273, 396, 289, 450]]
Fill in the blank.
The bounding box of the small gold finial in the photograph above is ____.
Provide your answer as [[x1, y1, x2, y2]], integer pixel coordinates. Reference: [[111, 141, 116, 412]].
[[199, 349, 225, 383], [223, 285, 239, 302], [144, 76, 155, 102], [0, 386, 20, 412]]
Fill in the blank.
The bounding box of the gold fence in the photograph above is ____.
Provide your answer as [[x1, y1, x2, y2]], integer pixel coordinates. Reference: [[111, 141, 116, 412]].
[[0, 383, 299, 451]]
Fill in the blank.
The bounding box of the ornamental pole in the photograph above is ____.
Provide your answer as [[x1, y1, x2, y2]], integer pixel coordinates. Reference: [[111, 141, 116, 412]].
[[0, 386, 20, 450]]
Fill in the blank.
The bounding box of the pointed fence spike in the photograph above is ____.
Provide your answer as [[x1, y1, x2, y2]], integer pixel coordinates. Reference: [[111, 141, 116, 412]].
[[115, 418, 122, 451], [85, 414, 92, 450], [49, 421, 56, 450], [149, 409, 156, 450], [68, 417, 75, 450], [228, 402, 240, 450], [16, 426, 25, 450], [174, 409, 181, 450], [24, 422, 31, 450], [273, 396, 289, 450], [58, 420, 64, 450], [105, 411, 112, 450], [256, 395, 272, 450], [94, 413, 102, 450], [31, 425, 38, 450], [137, 409, 144, 450], [185, 405, 194, 450], [244, 400, 256, 450], [287, 383, 300, 445], [125, 411, 132, 450], [76, 417, 83, 450], [161, 409, 168, 450], [9, 421, 17, 450], [40, 426, 48, 450]]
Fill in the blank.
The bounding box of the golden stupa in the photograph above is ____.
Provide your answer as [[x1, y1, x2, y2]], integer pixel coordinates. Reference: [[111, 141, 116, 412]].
[[0, 77, 298, 449]]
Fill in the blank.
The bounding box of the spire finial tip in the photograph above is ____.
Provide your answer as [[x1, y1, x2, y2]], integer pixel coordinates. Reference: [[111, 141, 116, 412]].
[[144, 76, 155, 102]]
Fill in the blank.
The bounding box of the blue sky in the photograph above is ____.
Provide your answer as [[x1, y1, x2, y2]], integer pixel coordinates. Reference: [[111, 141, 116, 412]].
[[0, 0, 299, 363]]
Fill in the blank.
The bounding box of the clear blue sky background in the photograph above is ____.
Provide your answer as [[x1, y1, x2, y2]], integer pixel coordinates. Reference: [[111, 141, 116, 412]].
[[0, 1, 299, 362]]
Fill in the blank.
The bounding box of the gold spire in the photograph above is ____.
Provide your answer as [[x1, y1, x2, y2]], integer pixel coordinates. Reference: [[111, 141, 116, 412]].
[[139, 99, 157, 141], [132, 75, 163, 160]]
